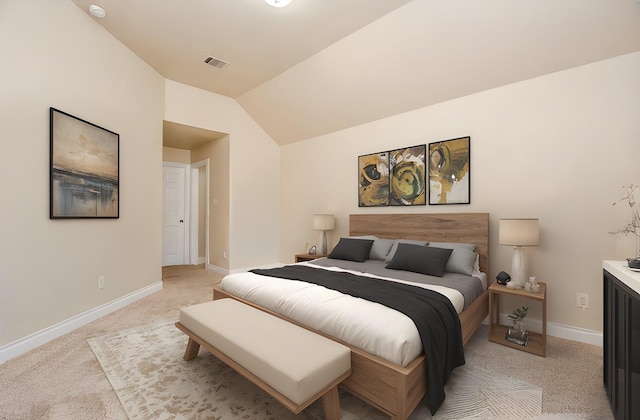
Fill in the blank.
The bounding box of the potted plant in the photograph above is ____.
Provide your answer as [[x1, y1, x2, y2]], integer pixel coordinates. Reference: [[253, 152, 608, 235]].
[[505, 306, 529, 346], [612, 184, 640, 268]]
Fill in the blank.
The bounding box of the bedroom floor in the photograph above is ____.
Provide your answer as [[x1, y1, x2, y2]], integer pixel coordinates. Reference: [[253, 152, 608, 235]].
[[0, 264, 613, 419], [464, 326, 612, 419]]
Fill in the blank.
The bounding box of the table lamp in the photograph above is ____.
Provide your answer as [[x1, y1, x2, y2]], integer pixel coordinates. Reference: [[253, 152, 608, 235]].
[[499, 218, 539, 289], [312, 214, 334, 255]]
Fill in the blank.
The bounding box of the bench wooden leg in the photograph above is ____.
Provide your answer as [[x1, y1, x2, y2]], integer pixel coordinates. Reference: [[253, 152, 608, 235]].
[[321, 386, 341, 420], [183, 338, 201, 361]]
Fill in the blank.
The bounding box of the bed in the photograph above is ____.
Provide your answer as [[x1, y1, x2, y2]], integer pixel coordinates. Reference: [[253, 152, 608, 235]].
[[213, 213, 490, 419]]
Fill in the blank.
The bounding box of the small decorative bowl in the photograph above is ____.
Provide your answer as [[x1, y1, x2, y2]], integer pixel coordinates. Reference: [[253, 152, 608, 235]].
[[627, 258, 640, 269]]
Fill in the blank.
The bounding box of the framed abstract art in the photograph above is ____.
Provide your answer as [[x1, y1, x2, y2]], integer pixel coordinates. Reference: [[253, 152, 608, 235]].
[[388, 145, 426, 206], [358, 151, 389, 207], [428, 136, 470, 205]]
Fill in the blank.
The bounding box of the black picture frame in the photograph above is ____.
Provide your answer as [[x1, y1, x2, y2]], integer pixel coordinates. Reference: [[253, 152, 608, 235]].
[[50, 107, 119, 219], [358, 151, 389, 207], [428, 136, 470, 205], [358, 145, 427, 207], [388, 144, 426, 206]]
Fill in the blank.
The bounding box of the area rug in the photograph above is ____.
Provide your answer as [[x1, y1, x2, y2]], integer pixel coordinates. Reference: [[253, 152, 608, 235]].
[[88, 320, 542, 419]]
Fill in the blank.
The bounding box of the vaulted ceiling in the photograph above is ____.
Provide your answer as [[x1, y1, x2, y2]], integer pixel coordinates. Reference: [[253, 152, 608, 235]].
[[71, 0, 640, 147]]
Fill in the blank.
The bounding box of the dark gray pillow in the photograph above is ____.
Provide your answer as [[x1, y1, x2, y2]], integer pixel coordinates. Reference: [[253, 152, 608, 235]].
[[385, 243, 453, 277], [328, 238, 374, 262], [384, 239, 428, 263]]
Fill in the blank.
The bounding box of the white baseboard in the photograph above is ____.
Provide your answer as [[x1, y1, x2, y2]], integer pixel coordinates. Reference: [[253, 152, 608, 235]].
[[0, 281, 163, 365], [496, 314, 602, 347], [207, 263, 229, 275], [547, 322, 602, 347]]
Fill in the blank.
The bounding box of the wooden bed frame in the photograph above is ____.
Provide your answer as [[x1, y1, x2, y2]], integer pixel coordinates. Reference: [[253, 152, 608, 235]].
[[213, 213, 490, 420]]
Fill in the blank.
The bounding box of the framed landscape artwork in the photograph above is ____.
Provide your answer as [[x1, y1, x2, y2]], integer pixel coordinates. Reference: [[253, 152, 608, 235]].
[[428, 136, 470, 205], [50, 107, 119, 218]]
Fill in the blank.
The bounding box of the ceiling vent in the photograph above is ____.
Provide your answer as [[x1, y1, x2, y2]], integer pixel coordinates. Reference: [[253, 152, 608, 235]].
[[204, 56, 229, 69]]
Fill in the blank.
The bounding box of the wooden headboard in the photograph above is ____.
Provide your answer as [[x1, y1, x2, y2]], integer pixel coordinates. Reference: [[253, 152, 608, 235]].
[[349, 213, 489, 275]]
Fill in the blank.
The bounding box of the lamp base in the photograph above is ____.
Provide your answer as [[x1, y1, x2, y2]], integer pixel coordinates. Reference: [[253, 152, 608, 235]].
[[507, 246, 528, 289], [319, 231, 328, 255]]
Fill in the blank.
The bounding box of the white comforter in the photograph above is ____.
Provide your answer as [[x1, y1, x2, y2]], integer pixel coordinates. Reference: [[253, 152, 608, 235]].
[[220, 261, 466, 367]]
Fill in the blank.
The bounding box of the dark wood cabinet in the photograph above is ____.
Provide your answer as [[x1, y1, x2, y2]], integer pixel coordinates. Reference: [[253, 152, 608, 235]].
[[603, 266, 640, 420]]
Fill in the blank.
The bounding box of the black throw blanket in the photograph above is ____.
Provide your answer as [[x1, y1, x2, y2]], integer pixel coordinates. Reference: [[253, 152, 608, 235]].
[[250, 265, 465, 414]]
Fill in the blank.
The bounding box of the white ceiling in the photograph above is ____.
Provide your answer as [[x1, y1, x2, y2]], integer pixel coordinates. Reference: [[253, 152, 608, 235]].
[[72, 0, 640, 147]]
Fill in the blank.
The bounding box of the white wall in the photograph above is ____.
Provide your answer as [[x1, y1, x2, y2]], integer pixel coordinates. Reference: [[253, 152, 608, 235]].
[[0, 1, 164, 348], [163, 146, 191, 164], [280, 52, 640, 334], [191, 136, 230, 269], [164, 80, 280, 270]]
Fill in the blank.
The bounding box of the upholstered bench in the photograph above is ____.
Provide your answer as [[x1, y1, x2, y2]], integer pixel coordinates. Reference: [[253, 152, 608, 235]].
[[175, 298, 352, 419]]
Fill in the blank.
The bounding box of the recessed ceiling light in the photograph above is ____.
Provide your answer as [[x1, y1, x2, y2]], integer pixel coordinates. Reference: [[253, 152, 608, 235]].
[[264, 0, 292, 8], [89, 4, 107, 18]]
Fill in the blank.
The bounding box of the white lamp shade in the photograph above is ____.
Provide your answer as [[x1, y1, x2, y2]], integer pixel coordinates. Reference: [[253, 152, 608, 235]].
[[265, 0, 292, 7], [499, 219, 539, 246], [312, 214, 334, 231]]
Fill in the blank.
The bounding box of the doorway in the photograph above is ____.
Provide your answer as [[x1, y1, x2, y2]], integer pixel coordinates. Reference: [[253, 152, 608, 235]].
[[162, 160, 210, 267], [190, 159, 210, 266], [162, 163, 189, 266]]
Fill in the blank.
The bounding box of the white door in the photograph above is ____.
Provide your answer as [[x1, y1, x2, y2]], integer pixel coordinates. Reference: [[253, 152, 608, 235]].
[[163, 164, 187, 266]]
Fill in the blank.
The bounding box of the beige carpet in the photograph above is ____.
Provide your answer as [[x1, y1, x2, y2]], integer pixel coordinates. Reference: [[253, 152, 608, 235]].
[[0, 264, 614, 419], [88, 320, 543, 419]]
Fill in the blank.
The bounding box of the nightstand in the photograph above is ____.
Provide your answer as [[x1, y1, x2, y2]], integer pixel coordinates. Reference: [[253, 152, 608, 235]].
[[488, 281, 547, 357], [295, 253, 327, 263]]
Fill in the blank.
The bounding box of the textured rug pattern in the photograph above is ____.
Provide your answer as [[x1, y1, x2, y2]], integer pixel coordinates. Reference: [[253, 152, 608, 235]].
[[88, 321, 542, 420], [433, 365, 541, 419]]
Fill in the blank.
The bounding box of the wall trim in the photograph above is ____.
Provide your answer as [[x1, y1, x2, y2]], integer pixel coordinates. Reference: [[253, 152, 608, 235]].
[[547, 322, 602, 347], [497, 313, 602, 347], [207, 263, 229, 275], [0, 281, 163, 365]]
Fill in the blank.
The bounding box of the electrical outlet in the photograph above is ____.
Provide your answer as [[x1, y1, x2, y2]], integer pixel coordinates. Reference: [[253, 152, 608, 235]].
[[98, 275, 105, 289], [223, 251, 227, 259], [577, 292, 589, 309]]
